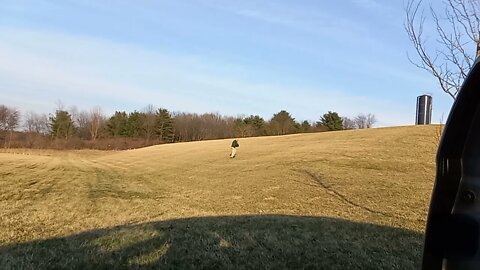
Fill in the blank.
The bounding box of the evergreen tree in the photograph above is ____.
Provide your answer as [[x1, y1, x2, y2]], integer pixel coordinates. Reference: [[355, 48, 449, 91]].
[[127, 111, 144, 137], [300, 120, 312, 132], [233, 117, 248, 137], [49, 110, 76, 139], [156, 108, 174, 142], [243, 115, 265, 136], [318, 111, 343, 131], [107, 111, 129, 137], [269, 110, 296, 135]]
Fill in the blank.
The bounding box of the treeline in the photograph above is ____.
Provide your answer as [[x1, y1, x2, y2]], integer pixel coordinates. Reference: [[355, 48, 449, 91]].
[[0, 104, 376, 150]]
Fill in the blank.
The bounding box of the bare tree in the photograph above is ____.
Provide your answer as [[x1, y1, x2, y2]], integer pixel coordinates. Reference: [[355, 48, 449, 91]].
[[24, 112, 48, 134], [75, 110, 90, 140], [6, 109, 20, 148], [0, 105, 20, 148], [354, 113, 376, 129], [142, 104, 157, 143], [88, 107, 104, 141], [354, 114, 368, 129], [366, 113, 377, 128], [342, 117, 356, 130], [0, 105, 8, 132], [405, 0, 480, 99], [24, 111, 48, 147], [171, 112, 236, 142]]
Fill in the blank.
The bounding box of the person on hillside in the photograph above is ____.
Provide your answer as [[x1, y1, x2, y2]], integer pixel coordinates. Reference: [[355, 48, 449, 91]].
[[230, 139, 239, 158]]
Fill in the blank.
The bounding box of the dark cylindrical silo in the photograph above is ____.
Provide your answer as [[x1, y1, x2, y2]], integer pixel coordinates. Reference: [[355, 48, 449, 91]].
[[416, 95, 433, 125]]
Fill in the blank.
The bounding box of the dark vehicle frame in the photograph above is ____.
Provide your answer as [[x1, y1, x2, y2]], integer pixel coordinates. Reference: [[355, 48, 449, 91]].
[[423, 59, 480, 269]]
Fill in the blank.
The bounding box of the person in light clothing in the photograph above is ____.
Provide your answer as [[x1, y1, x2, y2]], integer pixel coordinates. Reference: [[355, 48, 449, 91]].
[[230, 139, 239, 158]]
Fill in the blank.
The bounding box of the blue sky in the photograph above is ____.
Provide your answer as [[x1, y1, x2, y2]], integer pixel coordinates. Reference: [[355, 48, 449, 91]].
[[0, 0, 452, 126]]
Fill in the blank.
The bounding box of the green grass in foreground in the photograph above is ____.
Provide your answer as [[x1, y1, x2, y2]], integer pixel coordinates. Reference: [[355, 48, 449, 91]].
[[0, 125, 438, 269], [1, 216, 422, 269]]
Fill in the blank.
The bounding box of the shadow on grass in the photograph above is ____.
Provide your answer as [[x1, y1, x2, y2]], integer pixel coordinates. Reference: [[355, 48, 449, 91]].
[[0, 215, 423, 269]]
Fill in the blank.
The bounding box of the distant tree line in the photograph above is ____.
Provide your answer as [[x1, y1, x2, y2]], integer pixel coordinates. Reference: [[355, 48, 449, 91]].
[[0, 104, 377, 150]]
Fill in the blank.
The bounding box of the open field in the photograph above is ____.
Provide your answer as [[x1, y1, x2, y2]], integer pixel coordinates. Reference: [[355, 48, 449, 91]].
[[0, 125, 438, 269]]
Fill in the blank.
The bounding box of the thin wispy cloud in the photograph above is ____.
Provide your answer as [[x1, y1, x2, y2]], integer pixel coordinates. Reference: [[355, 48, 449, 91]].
[[0, 1, 453, 125], [350, 0, 392, 12], [0, 26, 410, 125], [205, 0, 368, 34]]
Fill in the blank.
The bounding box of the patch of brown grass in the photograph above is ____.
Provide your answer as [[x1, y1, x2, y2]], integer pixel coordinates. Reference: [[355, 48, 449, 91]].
[[0, 125, 437, 269]]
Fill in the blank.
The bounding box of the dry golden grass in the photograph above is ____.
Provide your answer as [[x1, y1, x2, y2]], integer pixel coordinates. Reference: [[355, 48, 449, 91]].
[[0, 125, 438, 269]]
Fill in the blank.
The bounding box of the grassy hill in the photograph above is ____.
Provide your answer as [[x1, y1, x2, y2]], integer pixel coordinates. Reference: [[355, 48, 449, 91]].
[[0, 125, 438, 269]]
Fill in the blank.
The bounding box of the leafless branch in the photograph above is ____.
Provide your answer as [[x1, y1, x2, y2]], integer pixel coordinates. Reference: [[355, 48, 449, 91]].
[[405, 0, 480, 99]]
